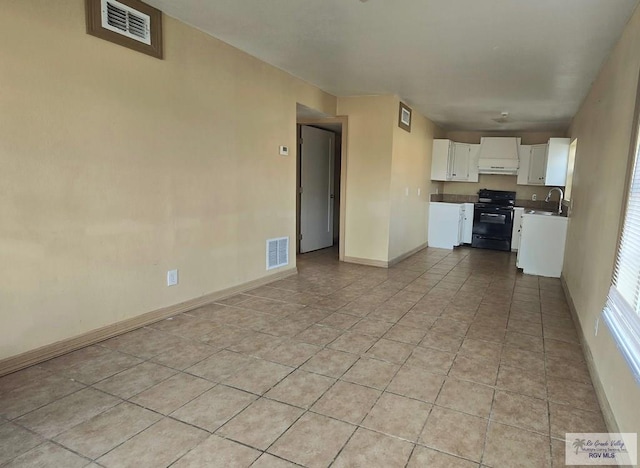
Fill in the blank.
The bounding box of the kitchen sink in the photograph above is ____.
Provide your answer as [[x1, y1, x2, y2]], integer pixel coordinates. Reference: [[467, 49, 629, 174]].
[[525, 210, 557, 216]]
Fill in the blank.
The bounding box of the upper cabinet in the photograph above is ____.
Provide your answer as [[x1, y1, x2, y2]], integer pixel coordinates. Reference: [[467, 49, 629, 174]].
[[528, 144, 548, 185], [433, 136, 569, 186], [431, 139, 451, 181], [545, 138, 571, 186], [451, 143, 471, 181], [431, 139, 479, 182], [517, 138, 570, 186]]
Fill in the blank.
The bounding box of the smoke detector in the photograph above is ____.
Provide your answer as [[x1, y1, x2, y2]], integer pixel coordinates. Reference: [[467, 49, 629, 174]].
[[493, 111, 510, 123]]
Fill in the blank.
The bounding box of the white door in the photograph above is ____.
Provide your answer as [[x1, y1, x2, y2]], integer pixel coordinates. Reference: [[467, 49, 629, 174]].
[[300, 125, 334, 253], [462, 203, 474, 244], [528, 145, 547, 185], [430, 139, 451, 181], [451, 143, 470, 181], [511, 207, 525, 252]]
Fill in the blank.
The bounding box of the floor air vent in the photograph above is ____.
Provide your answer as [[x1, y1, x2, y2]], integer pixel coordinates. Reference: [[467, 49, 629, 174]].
[[266, 237, 289, 270]]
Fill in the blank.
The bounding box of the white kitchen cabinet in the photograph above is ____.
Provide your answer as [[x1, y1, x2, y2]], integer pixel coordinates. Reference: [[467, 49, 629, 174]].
[[516, 145, 531, 185], [528, 144, 547, 185], [511, 207, 525, 251], [517, 138, 571, 186], [430, 139, 479, 182], [462, 203, 474, 244], [450, 143, 470, 181], [516, 213, 569, 277], [469, 144, 480, 182], [545, 138, 571, 186], [428, 202, 464, 249], [431, 139, 451, 181]]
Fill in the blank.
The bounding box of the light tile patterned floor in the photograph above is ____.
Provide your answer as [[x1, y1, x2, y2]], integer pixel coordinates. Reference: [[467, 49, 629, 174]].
[[0, 247, 609, 467]]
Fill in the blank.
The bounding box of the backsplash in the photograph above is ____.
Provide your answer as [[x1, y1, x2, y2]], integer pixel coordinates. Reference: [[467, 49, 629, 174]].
[[430, 193, 564, 211], [442, 175, 559, 201], [430, 193, 478, 203]]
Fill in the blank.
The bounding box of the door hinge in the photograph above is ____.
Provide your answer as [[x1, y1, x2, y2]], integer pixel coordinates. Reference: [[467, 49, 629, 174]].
[[298, 234, 303, 240], [298, 137, 303, 144], [298, 187, 303, 194]]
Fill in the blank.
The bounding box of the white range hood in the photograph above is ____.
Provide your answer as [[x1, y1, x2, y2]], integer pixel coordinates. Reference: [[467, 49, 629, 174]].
[[477, 137, 521, 175]]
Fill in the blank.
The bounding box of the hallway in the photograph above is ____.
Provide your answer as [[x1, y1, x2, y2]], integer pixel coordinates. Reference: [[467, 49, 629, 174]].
[[0, 247, 606, 467]]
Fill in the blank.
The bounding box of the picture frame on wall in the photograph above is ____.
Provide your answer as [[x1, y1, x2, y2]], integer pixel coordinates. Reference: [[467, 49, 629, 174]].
[[399, 102, 412, 132]]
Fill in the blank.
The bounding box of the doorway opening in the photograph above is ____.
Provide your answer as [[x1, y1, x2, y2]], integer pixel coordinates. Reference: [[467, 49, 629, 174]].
[[296, 104, 347, 260]]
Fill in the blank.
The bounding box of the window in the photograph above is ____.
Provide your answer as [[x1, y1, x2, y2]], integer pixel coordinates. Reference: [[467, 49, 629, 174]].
[[602, 116, 640, 383], [564, 138, 578, 201]]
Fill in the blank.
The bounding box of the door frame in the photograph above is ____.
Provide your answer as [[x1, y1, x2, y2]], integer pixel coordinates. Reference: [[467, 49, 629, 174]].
[[297, 116, 348, 261]]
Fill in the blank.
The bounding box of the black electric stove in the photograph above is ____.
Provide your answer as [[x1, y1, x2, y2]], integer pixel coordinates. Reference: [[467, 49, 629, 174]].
[[472, 189, 516, 251]]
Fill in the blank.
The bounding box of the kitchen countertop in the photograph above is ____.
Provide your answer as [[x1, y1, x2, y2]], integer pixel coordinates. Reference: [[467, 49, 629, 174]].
[[430, 193, 568, 216], [523, 209, 568, 218]]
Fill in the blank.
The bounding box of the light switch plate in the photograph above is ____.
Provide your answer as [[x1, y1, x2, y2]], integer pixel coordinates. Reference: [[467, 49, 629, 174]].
[[167, 269, 178, 286]]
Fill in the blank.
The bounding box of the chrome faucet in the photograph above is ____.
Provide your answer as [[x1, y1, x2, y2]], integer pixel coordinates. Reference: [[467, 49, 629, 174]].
[[545, 187, 564, 214]]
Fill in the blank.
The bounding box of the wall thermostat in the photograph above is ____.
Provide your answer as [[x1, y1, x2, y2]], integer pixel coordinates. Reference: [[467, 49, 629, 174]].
[[279, 145, 289, 156]]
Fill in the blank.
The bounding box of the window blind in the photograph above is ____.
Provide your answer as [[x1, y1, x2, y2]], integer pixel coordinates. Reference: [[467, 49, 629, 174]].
[[602, 119, 640, 383]]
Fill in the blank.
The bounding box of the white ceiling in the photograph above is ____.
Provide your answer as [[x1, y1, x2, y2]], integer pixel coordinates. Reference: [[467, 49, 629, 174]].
[[146, 0, 639, 131]]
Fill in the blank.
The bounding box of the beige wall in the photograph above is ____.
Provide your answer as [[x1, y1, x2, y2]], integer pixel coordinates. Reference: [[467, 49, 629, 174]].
[[0, 0, 336, 360], [389, 99, 439, 260], [337, 96, 395, 262], [564, 6, 640, 434], [442, 131, 567, 200], [337, 96, 441, 263]]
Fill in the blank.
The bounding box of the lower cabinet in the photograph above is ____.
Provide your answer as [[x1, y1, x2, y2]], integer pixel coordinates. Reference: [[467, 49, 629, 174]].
[[428, 202, 464, 249], [511, 207, 525, 251], [462, 203, 474, 244], [516, 214, 569, 277]]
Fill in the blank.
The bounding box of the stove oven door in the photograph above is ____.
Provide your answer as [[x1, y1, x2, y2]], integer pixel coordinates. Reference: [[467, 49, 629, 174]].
[[472, 206, 514, 251]]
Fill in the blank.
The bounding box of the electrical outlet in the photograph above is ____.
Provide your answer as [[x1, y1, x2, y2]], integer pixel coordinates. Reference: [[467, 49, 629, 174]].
[[405, 187, 409, 196], [594, 317, 599, 336], [532, 194, 537, 201], [417, 188, 421, 196], [167, 269, 178, 286]]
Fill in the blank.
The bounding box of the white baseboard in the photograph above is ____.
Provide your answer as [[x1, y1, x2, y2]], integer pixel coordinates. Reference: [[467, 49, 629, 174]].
[[343, 256, 388, 268], [560, 275, 620, 433], [344, 243, 428, 269], [0, 268, 297, 377], [388, 243, 428, 267]]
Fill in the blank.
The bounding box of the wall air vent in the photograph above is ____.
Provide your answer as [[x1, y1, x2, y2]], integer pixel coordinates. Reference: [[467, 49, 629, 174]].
[[85, 0, 163, 59], [266, 237, 289, 270], [102, 0, 151, 45]]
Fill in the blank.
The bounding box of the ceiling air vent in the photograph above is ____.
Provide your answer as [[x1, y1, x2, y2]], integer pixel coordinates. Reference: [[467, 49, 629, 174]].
[[102, 0, 151, 45], [266, 237, 289, 270]]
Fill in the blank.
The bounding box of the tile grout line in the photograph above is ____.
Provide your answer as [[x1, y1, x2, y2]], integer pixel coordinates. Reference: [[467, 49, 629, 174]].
[[1, 247, 598, 468], [479, 270, 517, 467]]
